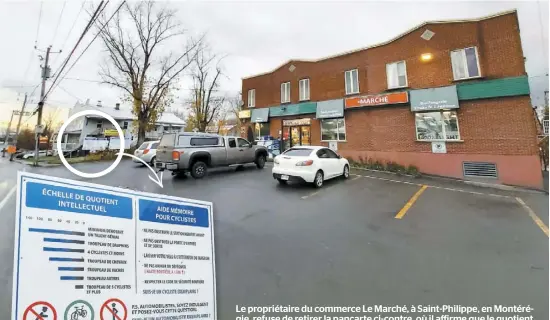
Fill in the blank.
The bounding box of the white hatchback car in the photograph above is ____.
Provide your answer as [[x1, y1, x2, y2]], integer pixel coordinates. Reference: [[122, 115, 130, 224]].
[[272, 146, 350, 188], [133, 140, 160, 166]]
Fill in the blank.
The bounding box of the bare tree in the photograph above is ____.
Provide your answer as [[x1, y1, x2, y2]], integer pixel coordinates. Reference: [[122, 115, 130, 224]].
[[187, 43, 226, 132], [172, 108, 186, 121], [97, 1, 200, 145], [210, 92, 242, 135], [42, 107, 62, 153], [227, 92, 242, 133]]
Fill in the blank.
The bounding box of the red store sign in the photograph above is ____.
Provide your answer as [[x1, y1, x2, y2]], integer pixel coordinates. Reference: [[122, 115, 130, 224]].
[[345, 92, 409, 108]]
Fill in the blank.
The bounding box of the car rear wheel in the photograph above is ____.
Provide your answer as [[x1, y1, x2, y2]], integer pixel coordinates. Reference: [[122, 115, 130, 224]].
[[190, 161, 207, 179], [343, 165, 350, 179], [256, 154, 266, 169], [150, 156, 156, 167], [313, 171, 324, 188]]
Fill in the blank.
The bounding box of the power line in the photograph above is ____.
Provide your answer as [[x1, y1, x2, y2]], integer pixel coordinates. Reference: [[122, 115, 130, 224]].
[[50, 1, 67, 46], [57, 84, 82, 102], [34, 1, 43, 48], [53, 1, 126, 91], [51, 1, 87, 70], [42, 0, 108, 103]]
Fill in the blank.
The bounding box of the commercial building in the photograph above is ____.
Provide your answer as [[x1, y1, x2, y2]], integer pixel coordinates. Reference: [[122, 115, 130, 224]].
[[240, 10, 542, 188]]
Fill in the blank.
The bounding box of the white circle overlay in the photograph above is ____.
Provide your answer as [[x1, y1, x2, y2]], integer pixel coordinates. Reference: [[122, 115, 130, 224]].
[[56, 110, 125, 178]]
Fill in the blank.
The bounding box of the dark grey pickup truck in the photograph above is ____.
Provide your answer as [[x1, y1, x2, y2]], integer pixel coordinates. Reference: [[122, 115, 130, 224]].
[[155, 132, 269, 179]]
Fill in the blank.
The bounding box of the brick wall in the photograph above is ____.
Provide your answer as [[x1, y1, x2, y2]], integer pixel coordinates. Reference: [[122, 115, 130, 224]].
[[339, 96, 538, 156], [242, 11, 525, 108]]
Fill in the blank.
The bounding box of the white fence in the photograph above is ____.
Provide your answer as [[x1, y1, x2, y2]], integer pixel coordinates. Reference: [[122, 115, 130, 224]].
[[82, 137, 132, 151]]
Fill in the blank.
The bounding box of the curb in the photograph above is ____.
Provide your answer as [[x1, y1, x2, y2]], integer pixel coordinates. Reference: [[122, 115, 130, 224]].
[[351, 166, 546, 194], [350, 166, 419, 178]]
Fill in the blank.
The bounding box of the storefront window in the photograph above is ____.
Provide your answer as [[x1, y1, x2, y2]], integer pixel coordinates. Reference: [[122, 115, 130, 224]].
[[254, 123, 270, 140], [415, 111, 460, 141], [321, 118, 346, 141]]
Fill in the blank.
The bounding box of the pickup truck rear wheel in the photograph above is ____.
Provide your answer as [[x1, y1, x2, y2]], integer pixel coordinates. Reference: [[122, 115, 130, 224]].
[[255, 154, 266, 169], [190, 161, 207, 179]]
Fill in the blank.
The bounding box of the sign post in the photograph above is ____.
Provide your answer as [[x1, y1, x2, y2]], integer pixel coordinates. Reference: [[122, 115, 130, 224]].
[[12, 172, 216, 320]]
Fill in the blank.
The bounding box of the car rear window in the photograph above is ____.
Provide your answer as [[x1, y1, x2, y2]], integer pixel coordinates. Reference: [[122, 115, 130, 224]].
[[138, 143, 148, 150], [190, 137, 219, 146], [283, 148, 313, 156], [150, 142, 159, 149], [160, 133, 176, 146]]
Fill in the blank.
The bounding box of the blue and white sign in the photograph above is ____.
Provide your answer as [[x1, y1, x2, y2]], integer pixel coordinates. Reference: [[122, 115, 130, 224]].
[[12, 172, 216, 320]]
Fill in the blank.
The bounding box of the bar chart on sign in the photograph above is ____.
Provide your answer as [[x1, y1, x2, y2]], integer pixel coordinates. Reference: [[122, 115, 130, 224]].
[[13, 172, 216, 320]]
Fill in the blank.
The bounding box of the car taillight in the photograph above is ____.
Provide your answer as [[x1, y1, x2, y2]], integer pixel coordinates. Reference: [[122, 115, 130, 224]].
[[296, 159, 314, 166], [172, 151, 182, 161], [143, 149, 149, 154]]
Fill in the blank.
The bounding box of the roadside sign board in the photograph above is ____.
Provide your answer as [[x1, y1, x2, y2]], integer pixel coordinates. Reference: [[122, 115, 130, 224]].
[[12, 172, 216, 320]]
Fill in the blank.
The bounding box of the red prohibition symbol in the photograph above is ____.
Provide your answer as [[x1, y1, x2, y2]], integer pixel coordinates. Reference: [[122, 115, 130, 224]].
[[23, 301, 58, 320], [100, 298, 127, 320]]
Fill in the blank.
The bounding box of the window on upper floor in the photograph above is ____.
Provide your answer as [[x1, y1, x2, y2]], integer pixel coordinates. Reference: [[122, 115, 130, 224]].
[[248, 89, 255, 108], [281, 82, 290, 103], [345, 69, 359, 95], [299, 79, 310, 101], [386, 61, 408, 89], [451, 47, 481, 80]]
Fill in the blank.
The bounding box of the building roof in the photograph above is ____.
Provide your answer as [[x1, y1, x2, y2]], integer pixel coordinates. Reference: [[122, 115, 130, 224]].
[[157, 112, 185, 126], [72, 101, 186, 126], [242, 9, 517, 80]]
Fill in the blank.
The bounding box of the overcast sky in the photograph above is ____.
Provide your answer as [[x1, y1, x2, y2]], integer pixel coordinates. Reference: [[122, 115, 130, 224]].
[[0, 0, 548, 130]]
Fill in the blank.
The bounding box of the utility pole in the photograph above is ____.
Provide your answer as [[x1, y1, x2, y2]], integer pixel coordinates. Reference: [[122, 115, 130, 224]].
[[2, 111, 15, 157], [10, 94, 28, 161], [34, 46, 52, 166]]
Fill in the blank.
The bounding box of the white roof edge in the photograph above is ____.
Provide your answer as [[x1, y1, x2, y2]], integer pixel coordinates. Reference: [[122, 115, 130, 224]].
[[241, 9, 517, 80]]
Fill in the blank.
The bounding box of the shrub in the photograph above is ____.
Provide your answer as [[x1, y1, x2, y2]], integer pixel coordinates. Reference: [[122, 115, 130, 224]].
[[365, 157, 374, 169], [358, 155, 365, 165], [373, 160, 385, 171], [406, 165, 420, 177], [386, 161, 398, 172]]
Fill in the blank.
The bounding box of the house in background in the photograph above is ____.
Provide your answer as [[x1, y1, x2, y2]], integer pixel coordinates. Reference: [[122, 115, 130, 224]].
[[58, 99, 185, 151], [205, 118, 239, 136]]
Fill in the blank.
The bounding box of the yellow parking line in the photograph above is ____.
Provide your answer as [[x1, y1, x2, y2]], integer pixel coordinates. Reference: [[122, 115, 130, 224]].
[[516, 197, 549, 237], [395, 185, 428, 219]]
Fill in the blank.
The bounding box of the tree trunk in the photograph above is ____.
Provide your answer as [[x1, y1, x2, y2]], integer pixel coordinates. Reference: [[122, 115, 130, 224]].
[[137, 117, 146, 147]]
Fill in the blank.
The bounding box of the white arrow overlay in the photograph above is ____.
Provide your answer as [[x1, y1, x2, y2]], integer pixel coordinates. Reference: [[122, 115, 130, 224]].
[[117, 152, 164, 188]]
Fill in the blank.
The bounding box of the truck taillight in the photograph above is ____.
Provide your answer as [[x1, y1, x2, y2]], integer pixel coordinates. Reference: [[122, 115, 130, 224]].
[[172, 151, 182, 161]]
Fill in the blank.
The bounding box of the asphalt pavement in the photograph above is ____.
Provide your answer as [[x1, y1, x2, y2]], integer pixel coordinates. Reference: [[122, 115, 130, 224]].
[[0, 158, 548, 319]]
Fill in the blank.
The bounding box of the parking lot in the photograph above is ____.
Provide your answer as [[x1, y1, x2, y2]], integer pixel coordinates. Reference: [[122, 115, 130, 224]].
[[0, 159, 548, 318]]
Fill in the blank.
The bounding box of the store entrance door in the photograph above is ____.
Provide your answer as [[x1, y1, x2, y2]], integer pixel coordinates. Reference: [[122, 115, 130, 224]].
[[283, 126, 311, 149]]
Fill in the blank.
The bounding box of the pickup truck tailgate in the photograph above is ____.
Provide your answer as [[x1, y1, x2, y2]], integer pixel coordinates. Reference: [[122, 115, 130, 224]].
[[156, 133, 176, 163]]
